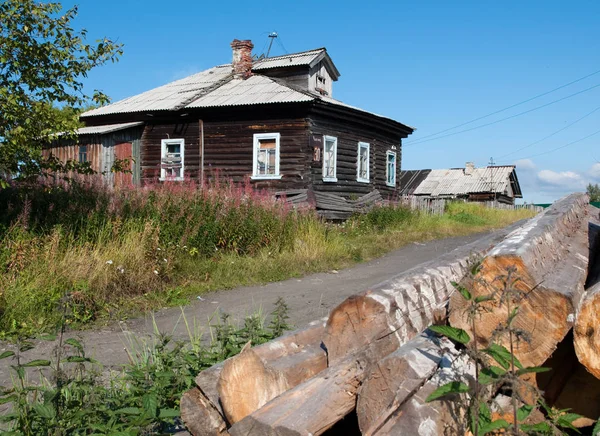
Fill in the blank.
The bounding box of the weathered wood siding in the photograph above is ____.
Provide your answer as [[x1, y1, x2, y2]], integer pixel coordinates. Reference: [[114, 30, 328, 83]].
[[43, 141, 104, 174], [42, 127, 142, 186], [203, 118, 309, 191], [140, 122, 200, 184], [307, 113, 403, 198]]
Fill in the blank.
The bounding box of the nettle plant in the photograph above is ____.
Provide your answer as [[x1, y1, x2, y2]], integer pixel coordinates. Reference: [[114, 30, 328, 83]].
[[427, 263, 585, 436], [0, 298, 292, 435]]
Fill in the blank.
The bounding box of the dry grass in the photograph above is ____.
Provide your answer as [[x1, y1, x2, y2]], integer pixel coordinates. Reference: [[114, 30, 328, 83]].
[[0, 185, 536, 337]]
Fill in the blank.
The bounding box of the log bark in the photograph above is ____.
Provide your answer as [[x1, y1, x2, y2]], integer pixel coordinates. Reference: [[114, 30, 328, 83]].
[[575, 281, 600, 380], [372, 344, 474, 435], [449, 193, 589, 369], [183, 319, 326, 436], [229, 340, 388, 436], [356, 332, 449, 436], [322, 223, 522, 365], [218, 342, 291, 424], [181, 387, 230, 436]]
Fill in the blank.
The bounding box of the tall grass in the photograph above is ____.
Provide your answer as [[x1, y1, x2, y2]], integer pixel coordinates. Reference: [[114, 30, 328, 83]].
[[0, 178, 536, 336]]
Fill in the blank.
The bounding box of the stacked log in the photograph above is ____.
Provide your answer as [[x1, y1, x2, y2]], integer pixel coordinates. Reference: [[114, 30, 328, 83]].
[[449, 193, 589, 368], [182, 194, 600, 436], [181, 318, 327, 435]]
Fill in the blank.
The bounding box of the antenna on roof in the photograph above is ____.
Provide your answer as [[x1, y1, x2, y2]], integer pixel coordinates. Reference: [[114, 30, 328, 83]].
[[266, 32, 278, 58]]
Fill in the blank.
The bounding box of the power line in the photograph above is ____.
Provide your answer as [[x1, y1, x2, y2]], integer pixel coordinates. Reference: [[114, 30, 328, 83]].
[[496, 105, 600, 159], [505, 127, 600, 162], [276, 35, 289, 54], [405, 67, 600, 144], [405, 82, 600, 146]]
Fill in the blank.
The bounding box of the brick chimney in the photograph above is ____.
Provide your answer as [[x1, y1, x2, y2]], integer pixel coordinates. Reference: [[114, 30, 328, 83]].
[[464, 162, 475, 175], [231, 39, 254, 79]]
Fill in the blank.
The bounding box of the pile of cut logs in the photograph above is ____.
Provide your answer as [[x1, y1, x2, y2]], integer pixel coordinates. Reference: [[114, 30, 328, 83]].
[[182, 193, 600, 435]]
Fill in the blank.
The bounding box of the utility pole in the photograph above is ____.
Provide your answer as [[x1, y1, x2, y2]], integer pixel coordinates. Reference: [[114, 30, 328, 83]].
[[266, 32, 278, 58], [489, 157, 496, 205]]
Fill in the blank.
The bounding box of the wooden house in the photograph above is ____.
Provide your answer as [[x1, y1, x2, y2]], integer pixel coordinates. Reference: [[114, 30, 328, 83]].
[[45, 40, 414, 217], [399, 163, 523, 205]]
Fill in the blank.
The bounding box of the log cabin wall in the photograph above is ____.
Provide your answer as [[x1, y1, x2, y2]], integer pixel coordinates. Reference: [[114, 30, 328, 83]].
[[140, 122, 200, 184], [307, 111, 403, 198], [202, 117, 310, 191]]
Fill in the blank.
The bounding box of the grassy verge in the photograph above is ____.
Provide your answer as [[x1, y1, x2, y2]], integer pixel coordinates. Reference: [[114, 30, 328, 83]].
[[0, 179, 536, 337]]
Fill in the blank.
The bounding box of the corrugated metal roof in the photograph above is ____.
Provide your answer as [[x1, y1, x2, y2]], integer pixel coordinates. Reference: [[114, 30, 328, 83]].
[[399, 169, 432, 195], [186, 75, 313, 108], [79, 49, 408, 129], [75, 121, 144, 135], [252, 49, 326, 70], [413, 166, 517, 197], [318, 96, 416, 129], [81, 65, 232, 117]]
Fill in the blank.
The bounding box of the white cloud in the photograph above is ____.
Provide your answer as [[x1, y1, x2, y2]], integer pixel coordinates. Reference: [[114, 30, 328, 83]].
[[537, 170, 586, 190], [514, 159, 536, 171], [588, 163, 600, 180]]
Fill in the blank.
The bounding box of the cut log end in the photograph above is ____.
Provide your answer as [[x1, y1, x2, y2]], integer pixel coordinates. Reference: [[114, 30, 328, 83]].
[[450, 254, 574, 368], [574, 283, 600, 380], [322, 293, 391, 364], [181, 387, 229, 436], [217, 346, 290, 425]]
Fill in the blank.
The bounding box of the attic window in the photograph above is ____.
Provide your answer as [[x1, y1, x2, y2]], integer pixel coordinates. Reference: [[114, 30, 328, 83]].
[[252, 133, 281, 180], [316, 74, 328, 95], [160, 138, 185, 180]]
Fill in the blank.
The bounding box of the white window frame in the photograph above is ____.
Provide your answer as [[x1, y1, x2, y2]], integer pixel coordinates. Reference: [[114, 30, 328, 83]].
[[160, 138, 185, 181], [252, 132, 282, 180], [386, 150, 397, 187], [357, 141, 370, 183], [322, 135, 338, 182]]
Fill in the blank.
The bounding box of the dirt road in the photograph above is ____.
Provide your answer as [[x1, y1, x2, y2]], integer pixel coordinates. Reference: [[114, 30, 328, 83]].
[[0, 229, 514, 386]]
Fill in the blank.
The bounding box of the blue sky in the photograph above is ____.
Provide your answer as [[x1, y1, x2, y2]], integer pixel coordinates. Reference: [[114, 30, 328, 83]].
[[64, 0, 600, 203]]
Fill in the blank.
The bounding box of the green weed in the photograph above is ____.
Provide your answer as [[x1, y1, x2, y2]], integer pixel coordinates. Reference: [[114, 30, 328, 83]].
[[0, 301, 291, 434]]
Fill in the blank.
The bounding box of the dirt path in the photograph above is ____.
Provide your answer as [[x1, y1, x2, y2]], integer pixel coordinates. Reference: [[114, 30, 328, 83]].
[[0, 229, 513, 386]]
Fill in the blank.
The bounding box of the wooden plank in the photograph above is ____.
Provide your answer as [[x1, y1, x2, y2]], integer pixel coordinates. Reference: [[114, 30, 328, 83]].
[[372, 346, 473, 435], [356, 332, 448, 435]]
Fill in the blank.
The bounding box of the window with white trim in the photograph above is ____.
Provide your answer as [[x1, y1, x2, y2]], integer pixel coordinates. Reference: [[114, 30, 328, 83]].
[[322, 135, 337, 182], [161, 138, 185, 180], [357, 142, 370, 183], [386, 150, 397, 187], [252, 133, 281, 179]]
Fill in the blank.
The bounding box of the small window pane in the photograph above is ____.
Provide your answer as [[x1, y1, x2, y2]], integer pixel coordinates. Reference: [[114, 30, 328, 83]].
[[253, 134, 280, 178], [358, 144, 369, 181], [78, 145, 88, 163], [387, 152, 396, 186], [167, 143, 181, 154], [259, 138, 276, 150], [323, 138, 336, 179], [257, 139, 277, 176]]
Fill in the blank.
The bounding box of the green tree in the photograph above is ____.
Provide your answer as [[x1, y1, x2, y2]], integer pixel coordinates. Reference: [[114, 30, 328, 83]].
[[587, 183, 600, 202], [0, 0, 123, 184]]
